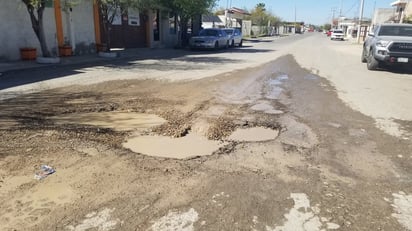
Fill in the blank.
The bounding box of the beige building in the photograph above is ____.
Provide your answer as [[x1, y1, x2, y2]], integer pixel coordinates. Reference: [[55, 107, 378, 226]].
[[390, 0, 412, 23]]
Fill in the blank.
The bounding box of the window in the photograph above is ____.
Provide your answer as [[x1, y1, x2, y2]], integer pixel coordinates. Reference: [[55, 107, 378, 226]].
[[199, 29, 218, 36]]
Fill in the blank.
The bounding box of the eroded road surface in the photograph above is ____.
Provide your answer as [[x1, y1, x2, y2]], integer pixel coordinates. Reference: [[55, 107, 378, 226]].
[[1, 35, 412, 231]]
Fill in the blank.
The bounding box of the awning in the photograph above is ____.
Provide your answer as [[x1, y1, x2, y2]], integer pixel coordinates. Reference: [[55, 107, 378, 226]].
[[391, 0, 408, 6]]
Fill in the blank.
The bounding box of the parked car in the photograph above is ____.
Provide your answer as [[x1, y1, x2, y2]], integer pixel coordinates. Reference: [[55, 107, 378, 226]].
[[189, 28, 230, 50], [223, 28, 243, 47], [331, 29, 344, 40], [362, 23, 412, 70]]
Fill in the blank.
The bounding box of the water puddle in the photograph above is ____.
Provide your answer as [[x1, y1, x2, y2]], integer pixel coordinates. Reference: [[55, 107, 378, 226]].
[[268, 74, 289, 86], [227, 127, 279, 142], [266, 74, 288, 100], [304, 74, 319, 80], [268, 79, 283, 85], [265, 87, 283, 100], [51, 112, 166, 131], [123, 133, 225, 159], [251, 103, 284, 114]]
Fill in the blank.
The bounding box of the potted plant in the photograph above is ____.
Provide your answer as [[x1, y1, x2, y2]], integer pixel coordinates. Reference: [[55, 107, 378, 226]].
[[59, 45, 72, 56], [59, 38, 73, 56], [20, 47, 37, 60]]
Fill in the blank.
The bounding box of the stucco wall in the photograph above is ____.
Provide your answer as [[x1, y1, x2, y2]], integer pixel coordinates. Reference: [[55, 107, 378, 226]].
[[372, 8, 396, 25], [0, 0, 96, 61], [68, 0, 96, 55], [0, 1, 57, 60]]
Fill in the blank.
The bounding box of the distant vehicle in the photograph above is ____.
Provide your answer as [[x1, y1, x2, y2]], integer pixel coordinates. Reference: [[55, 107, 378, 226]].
[[223, 28, 243, 47], [362, 23, 412, 70], [189, 28, 230, 50], [331, 29, 344, 40]]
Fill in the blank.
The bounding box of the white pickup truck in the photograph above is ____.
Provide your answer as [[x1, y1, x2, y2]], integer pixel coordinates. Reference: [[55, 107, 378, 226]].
[[361, 23, 412, 70], [331, 29, 344, 41]]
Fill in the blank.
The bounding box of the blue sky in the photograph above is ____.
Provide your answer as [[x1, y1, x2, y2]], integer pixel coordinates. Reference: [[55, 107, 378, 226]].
[[216, 0, 395, 25]]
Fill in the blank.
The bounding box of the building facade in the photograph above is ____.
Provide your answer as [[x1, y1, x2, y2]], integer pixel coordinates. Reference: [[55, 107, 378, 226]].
[[0, 0, 178, 61]]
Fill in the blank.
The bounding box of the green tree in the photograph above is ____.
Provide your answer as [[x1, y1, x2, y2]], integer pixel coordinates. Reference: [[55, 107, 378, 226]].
[[246, 3, 281, 35], [323, 23, 332, 31], [96, 0, 140, 51], [154, 0, 217, 47], [21, 0, 51, 57]]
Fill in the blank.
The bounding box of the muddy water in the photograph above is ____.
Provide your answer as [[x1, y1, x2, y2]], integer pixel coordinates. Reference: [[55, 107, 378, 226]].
[[51, 112, 166, 131], [250, 102, 284, 114], [266, 74, 289, 100], [123, 133, 225, 159], [227, 127, 279, 142]]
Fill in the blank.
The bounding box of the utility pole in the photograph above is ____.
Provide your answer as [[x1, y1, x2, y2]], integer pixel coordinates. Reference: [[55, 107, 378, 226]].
[[357, 0, 365, 43], [294, 5, 297, 33], [331, 8, 336, 29]]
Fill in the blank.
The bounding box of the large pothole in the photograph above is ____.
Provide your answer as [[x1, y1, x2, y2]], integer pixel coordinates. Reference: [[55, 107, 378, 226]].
[[226, 127, 280, 142], [51, 111, 281, 159], [122, 132, 225, 159]]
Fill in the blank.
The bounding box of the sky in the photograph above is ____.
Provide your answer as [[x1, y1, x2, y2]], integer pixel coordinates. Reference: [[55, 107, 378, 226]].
[[216, 0, 396, 25]]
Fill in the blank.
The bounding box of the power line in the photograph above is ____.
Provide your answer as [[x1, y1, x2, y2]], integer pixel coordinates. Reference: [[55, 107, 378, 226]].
[[343, 0, 359, 16]]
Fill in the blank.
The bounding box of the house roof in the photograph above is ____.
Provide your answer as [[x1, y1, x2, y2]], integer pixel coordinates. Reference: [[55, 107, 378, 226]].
[[202, 15, 223, 23], [391, 0, 408, 6], [227, 7, 250, 15]]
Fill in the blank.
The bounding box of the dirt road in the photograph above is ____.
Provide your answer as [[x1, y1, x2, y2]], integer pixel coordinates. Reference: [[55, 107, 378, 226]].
[[0, 34, 412, 231]]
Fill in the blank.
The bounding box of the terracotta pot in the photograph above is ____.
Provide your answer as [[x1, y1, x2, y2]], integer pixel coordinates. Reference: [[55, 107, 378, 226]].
[[20, 47, 37, 60], [96, 43, 108, 52], [59, 46, 72, 56]]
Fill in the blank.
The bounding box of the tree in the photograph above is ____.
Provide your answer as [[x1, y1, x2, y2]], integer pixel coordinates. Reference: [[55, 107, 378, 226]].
[[21, 0, 51, 57], [246, 3, 281, 36], [323, 23, 332, 31], [154, 0, 217, 47], [96, 0, 136, 51]]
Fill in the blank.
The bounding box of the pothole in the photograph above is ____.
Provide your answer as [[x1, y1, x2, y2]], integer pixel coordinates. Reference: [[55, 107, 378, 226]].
[[123, 132, 225, 159], [269, 74, 289, 85], [266, 74, 288, 100], [304, 74, 319, 80], [251, 102, 284, 115], [51, 112, 166, 132], [226, 127, 279, 142]]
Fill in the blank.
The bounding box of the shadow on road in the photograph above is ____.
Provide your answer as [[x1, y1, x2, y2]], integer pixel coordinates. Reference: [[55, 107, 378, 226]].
[[0, 46, 276, 91], [383, 66, 412, 74]]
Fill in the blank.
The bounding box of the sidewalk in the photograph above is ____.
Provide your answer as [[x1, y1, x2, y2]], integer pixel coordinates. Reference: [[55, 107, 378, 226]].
[[0, 48, 179, 74]]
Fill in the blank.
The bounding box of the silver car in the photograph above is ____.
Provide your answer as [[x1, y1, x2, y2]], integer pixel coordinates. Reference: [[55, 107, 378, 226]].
[[223, 28, 243, 47], [189, 28, 230, 50]]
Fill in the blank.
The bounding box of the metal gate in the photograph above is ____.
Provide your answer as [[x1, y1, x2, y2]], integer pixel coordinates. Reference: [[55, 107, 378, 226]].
[[100, 8, 147, 48]]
